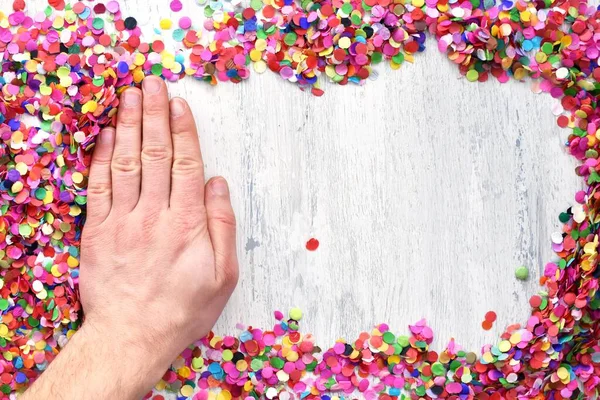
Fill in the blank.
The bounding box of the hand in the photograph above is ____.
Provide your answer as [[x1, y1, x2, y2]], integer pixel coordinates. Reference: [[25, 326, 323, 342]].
[[81, 76, 239, 357], [23, 76, 239, 399]]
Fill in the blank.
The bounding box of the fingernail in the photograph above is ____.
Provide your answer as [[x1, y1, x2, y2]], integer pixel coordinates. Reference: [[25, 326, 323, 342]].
[[170, 98, 187, 117], [122, 90, 140, 107], [143, 76, 162, 94], [211, 177, 229, 197], [98, 128, 115, 145]]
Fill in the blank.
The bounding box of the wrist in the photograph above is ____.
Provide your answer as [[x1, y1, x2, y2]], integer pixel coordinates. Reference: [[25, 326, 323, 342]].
[[76, 321, 173, 396], [22, 320, 175, 400]]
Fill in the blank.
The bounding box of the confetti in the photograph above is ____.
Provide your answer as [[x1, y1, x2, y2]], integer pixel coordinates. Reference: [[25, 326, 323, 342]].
[[484, 311, 497, 323], [170, 0, 182, 12], [305, 238, 319, 251], [481, 311, 497, 331], [1, 0, 600, 398], [515, 265, 530, 280]]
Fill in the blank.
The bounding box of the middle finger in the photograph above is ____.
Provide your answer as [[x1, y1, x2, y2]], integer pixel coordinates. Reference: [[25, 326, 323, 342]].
[[138, 76, 173, 209]]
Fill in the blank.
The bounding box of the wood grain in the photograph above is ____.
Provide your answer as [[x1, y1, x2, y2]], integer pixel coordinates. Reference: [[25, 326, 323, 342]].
[[176, 49, 581, 353], [3, 0, 583, 365]]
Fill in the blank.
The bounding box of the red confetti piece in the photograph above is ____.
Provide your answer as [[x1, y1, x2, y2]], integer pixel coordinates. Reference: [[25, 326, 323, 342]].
[[485, 311, 497, 322], [305, 238, 319, 251]]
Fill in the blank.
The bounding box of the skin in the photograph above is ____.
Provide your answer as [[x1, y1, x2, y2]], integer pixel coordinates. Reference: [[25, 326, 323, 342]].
[[21, 76, 239, 399]]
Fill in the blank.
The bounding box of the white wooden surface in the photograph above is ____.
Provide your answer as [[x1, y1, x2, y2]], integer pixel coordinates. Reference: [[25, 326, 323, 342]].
[[185, 50, 581, 351], [5, 0, 583, 354]]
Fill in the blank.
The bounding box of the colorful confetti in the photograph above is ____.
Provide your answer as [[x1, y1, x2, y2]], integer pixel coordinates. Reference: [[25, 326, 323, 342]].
[[0, 0, 600, 398], [515, 265, 529, 281], [306, 238, 320, 251], [481, 311, 497, 331]]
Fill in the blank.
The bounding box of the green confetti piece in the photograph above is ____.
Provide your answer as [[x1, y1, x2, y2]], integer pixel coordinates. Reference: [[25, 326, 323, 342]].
[[466, 69, 479, 82], [515, 266, 529, 280], [431, 362, 445, 376], [18, 224, 32, 237], [92, 17, 104, 30], [151, 63, 164, 76], [392, 52, 404, 64], [284, 32, 297, 46], [382, 331, 396, 344]]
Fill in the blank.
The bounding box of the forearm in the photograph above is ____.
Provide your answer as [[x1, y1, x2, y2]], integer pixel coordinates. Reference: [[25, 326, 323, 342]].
[[20, 323, 171, 400]]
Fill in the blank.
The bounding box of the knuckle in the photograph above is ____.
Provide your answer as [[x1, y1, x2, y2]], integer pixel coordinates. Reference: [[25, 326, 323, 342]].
[[172, 128, 193, 137], [111, 156, 141, 174], [117, 115, 140, 130], [143, 101, 166, 118], [135, 208, 165, 231], [141, 145, 172, 163], [140, 217, 159, 238], [211, 210, 236, 229], [91, 156, 112, 167], [174, 206, 207, 232], [87, 182, 111, 197], [172, 156, 203, 175]]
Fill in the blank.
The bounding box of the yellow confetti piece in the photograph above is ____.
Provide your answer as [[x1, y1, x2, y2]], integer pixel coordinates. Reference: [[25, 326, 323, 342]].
[[482, 352, 494, 363], [133, 69, 146, 83], [498, 340, 511, 352], [72, 172, 84, 184], [43, 190, 54, 205], [52, 16, 64, 29], [509, 332, 521, 344], [217, 390, 232, 400], [255, 38, 267, 51], [15, 162, 27, 175], [180, 385, 194, 397], [160, 18, 173, 30], [36, 289, 48, 300], [81, 100, 98, 114], [67, 256, 79, 268], [134, 53, 146, 66], [557, 367, 569, 381], [210, 336, 222, 347], [250, 49, 263, 62], [253, 60, 267, 73], [11, 181, 23, 193], [162, 53, 176, 69], [286, 350, 299, 362], [338, 36, 351, 49], [92, 44, 106, 54], [236, 359, 248, 371], [51, 265, 62, 278], [178, 366, 191, 378]]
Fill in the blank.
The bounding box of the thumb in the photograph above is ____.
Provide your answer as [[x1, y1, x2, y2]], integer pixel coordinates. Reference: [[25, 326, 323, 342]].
[[205, 177, 239, 289]]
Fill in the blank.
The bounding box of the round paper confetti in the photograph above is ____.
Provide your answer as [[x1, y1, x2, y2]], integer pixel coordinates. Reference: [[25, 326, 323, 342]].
[[305, 238, 320, 251], [515, 265, 530, 280]]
